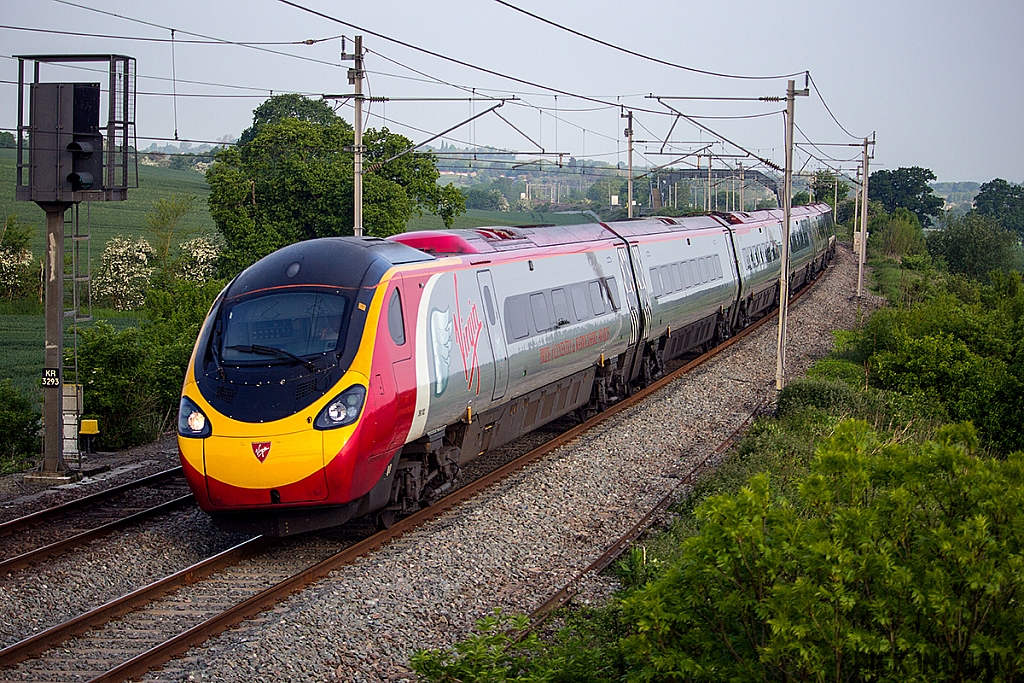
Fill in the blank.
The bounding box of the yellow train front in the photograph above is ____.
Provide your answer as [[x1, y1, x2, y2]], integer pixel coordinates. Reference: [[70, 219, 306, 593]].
[[177, 237, 432, 536]]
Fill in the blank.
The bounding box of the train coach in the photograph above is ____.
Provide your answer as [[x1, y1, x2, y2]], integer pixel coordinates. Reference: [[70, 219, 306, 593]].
[[177, 203, 835, 535]]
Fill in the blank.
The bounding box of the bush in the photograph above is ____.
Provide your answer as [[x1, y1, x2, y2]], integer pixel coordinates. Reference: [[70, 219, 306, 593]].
[[0, 379, 40, 473], [0, 214, 36, 300], [73, 323, 165, 450], [73, 276, 224, 451], [92, 236, 156, 310], [928, 213, 1022, 281], [617, 421, 1024, 683]]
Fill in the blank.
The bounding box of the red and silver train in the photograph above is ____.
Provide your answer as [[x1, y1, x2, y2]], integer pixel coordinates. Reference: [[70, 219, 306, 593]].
[[177, 203, 835, 535]]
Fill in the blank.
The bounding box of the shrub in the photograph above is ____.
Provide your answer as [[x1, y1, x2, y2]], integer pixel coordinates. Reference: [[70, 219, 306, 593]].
[[928, 213, 1022, 281], [0, 214, 36, 300], [73, 322, 165, 450], [173, 235, 220, 282], [92, 236, 156, 310], [0, 379, 40, 473], [618, 421, 1024, 682]]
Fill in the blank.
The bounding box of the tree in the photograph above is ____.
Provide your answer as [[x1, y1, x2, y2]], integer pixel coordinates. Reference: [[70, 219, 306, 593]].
[[791, 190, 811, 206], [810, 170, 850, 204], [464, 186, 509, 211], [207, 96, 465, 273], [868, 167, 944, 225], [972, 178, 1024, 238], [145, 194, 197, 271], [237, 93, 341, 145], [869, 207, 926, 259], [928, 213, 1021, 281], [0, 131, 16, 148], [0, 379, 40, 471]]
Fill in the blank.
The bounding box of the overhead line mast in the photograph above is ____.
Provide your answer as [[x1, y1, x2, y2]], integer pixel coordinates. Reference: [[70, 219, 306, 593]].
[[341, 36, 365, 237]]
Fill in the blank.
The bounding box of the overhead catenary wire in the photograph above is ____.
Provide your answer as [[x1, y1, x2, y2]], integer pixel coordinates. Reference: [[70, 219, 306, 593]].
[[0, 23, 345, 45], [51, 0, 346, 69], [490, 0, 805, 81], [19, 1, 849, 181]]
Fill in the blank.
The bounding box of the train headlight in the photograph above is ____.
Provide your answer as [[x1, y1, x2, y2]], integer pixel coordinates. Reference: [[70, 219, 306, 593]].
[[178, 396, 212, 438], [315, 385, 366, 430]]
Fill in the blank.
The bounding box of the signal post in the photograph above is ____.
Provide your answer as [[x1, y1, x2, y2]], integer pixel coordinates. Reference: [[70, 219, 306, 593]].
[[15, 55, 136, 479]]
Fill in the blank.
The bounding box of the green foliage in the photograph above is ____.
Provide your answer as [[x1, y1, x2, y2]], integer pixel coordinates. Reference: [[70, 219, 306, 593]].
[[972, 178, 1024, 238], [207, 96, 464, 273], [0, 378, 40, 473], [145, 194, 197, 270], [618, 421, 1024, 683], [928, 213, 1022, 281], [811, 170, 850, 204], [74, 277, 224, 450], [869, 207, 927, 260], [0, 132, 16, 148], [869, 166, 945, 226], [0, 214, 36, 299], [465, 186, 510, 211], [73, 322, 166, 449], [791, 190, 810, 206], [412, 609, 621, 683], [847, 286, 1024, 452], [238, 93, 342, 146]]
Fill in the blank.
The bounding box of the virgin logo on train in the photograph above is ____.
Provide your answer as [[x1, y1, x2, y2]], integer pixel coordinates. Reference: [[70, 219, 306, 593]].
[[252, 442, 271, 463]]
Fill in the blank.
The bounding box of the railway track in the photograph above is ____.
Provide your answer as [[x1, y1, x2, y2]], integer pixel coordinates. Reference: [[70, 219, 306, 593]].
[[0, 269, 825, 683], [0, 468, 193, 574]]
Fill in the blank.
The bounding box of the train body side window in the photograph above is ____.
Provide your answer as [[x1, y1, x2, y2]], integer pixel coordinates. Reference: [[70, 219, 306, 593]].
[[699, 258, 710, 283], [649, 268, 662, 296], [482, 285, 496, 325], [660, 265, 673, 293], [388, 288, 406, 346], [714, 254, 723, 279], [589, 281, 606, 315], [671, 263, 683, 291], [571, 284, 590, 321], [603, 277, 620, 310], [551, 288, 571, 326], [682, 261, 692, 288], [530, 292, 551, 332], [507, 298, 529, 340]]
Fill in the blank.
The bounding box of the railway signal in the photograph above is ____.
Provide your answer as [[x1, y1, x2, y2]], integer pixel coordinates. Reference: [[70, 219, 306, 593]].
[[14, 54, 137, 480]]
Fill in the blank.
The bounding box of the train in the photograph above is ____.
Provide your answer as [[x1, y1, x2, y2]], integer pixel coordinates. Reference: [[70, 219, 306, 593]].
[[177, 202, 836, 536]]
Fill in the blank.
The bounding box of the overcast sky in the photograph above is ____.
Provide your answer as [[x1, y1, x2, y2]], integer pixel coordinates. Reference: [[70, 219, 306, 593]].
[[3, 0, 1021, 184]]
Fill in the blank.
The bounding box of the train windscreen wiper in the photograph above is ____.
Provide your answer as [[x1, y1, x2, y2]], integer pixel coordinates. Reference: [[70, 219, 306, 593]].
[[225, 344, 317, 372]]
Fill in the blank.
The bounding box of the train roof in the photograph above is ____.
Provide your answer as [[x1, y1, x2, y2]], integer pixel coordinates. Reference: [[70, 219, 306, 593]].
[[228, 236, 434, 298], [387, 204, 832, 257]]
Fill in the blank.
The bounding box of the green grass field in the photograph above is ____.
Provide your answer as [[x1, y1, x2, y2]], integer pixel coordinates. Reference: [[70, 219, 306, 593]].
[[0, 148, 217, 256]]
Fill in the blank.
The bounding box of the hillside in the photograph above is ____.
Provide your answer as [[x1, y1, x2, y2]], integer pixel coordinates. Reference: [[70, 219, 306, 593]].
[[1, 148, 218, 256], [2, 149, 591, 254]]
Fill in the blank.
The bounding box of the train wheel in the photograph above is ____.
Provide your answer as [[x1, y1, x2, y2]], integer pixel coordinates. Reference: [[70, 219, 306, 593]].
[[375, 508, 398, 530]]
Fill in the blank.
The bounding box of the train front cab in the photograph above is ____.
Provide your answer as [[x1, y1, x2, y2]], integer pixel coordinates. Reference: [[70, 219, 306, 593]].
[[177, 237, 434, 536]]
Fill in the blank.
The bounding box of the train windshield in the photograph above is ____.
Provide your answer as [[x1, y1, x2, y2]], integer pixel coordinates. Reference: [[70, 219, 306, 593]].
[[220, 291, 348, 363]]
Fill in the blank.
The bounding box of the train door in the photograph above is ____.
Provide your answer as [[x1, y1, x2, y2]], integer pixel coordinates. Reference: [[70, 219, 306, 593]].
[[374, 274, 413, 451], [617, 246, 646, 383], [476, 270, 509, 401], [628, 245, 652, 339]]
